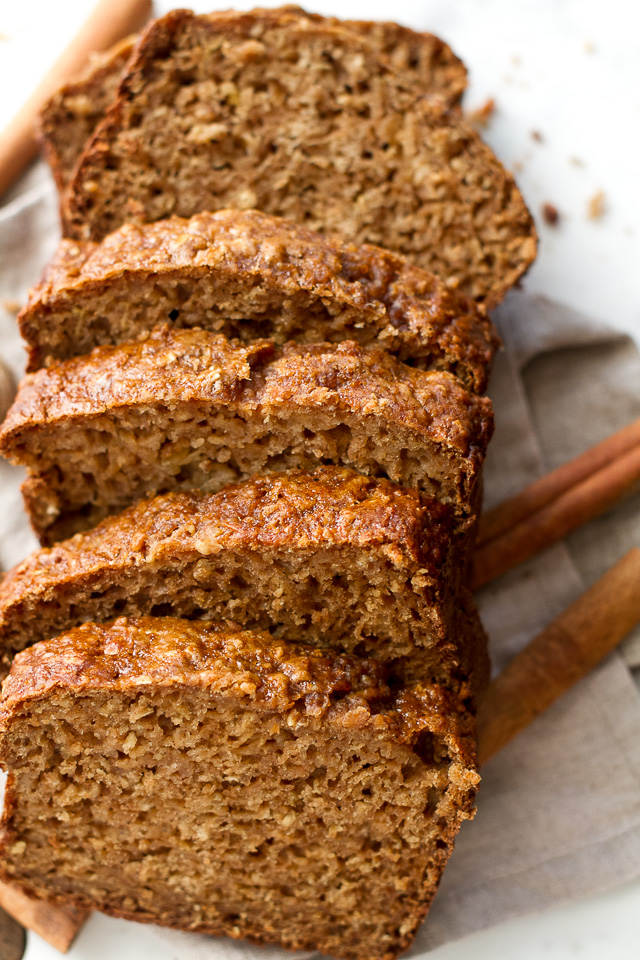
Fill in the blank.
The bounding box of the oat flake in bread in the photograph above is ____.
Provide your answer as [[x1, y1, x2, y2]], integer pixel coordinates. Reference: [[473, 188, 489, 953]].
[[19, 210, 498, 391], [62, 8, 536, 305], [0, 328, 493, 544], [0, 616, 479, 960], [0, 469, 489, 696], [40, 8, 467, 192]]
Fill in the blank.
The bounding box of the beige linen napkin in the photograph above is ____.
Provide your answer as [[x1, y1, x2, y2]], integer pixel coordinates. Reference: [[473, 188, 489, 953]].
[[1, 177, 640, 955]]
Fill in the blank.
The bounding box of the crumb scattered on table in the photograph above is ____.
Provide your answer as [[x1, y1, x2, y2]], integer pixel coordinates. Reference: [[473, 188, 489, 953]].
[[569, 156, 584, 168], [587, 190, 606, 220], [1, 299, 20, 315], [468, 98, 495, 129], [584, 41, 595, 54], [542, 203, 560, 226], [531, 130, 543, 143]]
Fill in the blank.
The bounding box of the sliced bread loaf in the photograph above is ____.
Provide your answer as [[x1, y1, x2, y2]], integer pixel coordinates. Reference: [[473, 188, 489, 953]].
[[62, 8, 536, 305], [0, 616, 479, 960], [19, 209, 498, 391], [0, 469, 489, 695], [0, 328, 493, 543], [40, 9, 467, 192]]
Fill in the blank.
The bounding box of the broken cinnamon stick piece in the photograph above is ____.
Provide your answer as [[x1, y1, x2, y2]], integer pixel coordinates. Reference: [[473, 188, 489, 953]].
[[477, 548, 640, 765], [0, 880, 85, 953], [0, 0, 152, 199], [477, 415, 640, 547], [472, 442, 640, 590]]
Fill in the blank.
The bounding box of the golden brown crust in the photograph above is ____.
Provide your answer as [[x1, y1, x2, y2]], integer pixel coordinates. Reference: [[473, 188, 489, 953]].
[[0, 327, 493, 541], [39, 8, 466, 196], [0, 469, 449, 608], [19, 209, 498, 391], [2, 328, 492, 457], [0, 469, 489, 701], [0, 616, 475, 749], [61, 8, 536, 304], [0, 616, 478, 960]]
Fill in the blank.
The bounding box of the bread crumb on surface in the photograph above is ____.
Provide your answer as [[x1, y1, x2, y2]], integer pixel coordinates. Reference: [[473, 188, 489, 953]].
[[530, 130, 543, 143], [569, 156, 584, 168], [1, 299, 20, 314], [542, 203, 560, 226], [587, 190, 606, 220], [467, 98, 496, 130]]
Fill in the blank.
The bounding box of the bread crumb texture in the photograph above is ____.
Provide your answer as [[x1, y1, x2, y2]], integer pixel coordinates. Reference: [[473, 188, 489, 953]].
[[62, 8, 536, 305], [0, 617, 479, 960], [40, 8, 467, 192], [0, 328, 493, 543], [19, 209, 498, 391], [0, 467, 489, 694]]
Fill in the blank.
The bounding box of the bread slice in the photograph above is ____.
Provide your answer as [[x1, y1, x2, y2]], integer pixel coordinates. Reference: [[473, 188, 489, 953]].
[[0, 616, 479, 960], [40, 10, 466, 193], [18, 209, 498, 392], [62, 8, 536, 305], [0, 468, 489, 695], [0, 327, 493, 544], [39, 36, 136, 194]]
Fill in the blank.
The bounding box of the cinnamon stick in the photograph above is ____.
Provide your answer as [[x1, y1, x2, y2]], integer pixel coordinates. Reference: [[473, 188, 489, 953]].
[[472, 442, 640, 590], [0, 880, 85, 953], [477, 415, 640, 547], [0, 0, 152, 199], [477, 547, 640, 765]]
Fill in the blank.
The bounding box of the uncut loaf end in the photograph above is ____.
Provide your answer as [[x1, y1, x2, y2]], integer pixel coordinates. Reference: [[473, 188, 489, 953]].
[[62, 8, 536, 305], [40, 8, 467, 192], [0, 616, 479, 960]]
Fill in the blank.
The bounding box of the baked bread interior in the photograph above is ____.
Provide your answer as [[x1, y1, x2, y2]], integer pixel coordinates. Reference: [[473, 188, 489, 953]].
[[40, 8, 467, 192], [39, 35, 136, 194], [0, 616, 479, 960], [0, 469, 489, 697], [0, 328, 493, 543], [62, 8, 536, 305], [19, 209, 498, 391]]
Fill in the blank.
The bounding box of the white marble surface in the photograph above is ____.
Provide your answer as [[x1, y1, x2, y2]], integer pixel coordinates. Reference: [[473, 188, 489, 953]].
[[1, 1, 640, 958]]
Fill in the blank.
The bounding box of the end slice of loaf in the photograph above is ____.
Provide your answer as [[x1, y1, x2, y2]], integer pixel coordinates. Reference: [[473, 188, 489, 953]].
[[19, 209, 498, 391], [0, 468, 489, 696], [0, 328, 493, 543], [38, 35, 136, 194], [40, 9, 467, 192], [62, 9, 536, 305], [0, 616, 479, 960]]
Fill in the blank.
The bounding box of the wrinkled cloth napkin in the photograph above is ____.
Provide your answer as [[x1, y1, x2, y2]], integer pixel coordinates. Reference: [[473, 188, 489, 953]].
[[1, 175, 640, 955]]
